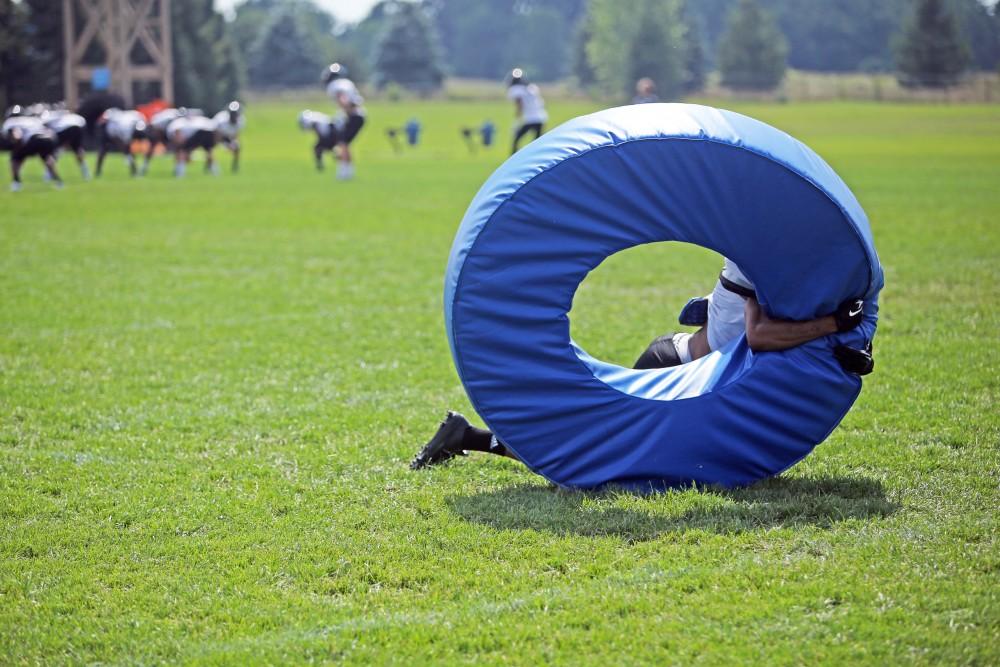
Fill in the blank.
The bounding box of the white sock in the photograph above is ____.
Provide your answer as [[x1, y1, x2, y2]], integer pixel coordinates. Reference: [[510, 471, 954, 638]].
[[81, 163, 91, 180], [336, 162, 353, 180], [672, 332, 693, 364], [10, 181, 22, 192], [175, 162, 186, 178]]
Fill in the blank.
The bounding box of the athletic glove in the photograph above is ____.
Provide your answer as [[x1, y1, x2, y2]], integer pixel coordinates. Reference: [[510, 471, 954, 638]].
[[834, 342, 874, 376], [834, 298, 865, 332]]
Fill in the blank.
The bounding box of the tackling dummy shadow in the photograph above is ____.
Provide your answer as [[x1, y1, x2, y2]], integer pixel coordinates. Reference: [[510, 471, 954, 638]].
[[446, 474, 897, 542]]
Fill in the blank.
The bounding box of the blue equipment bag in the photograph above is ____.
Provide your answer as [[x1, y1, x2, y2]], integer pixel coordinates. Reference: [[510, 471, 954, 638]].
[[480, 121, 495, 147], [405, 118, 421, 146], [444, 104, 882, 491]]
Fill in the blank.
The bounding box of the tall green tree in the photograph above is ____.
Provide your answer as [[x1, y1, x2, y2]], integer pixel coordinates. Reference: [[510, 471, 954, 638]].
[[717, 0, 787, 90], [336, 1, 398, 80], [947, 0, 999, 70], [687, 0, 997, 74], [0, 0, 62, 107], [172, 0, 242, 109], [570, 12, 596, 86], [896, 0, 970, 87], [508, 6, 571, 82], [21, 0, 63, 101], [422, 1, 514, 80], [587, 0, 686, 99], [679, 1, 706, 93], [626, 12, 674, 95], [421, 0, 585, 81], [232, 0, 353, 86], [247, 10, 325, 88], [0, 0, 31, 110], [372, 2, 444, 92]]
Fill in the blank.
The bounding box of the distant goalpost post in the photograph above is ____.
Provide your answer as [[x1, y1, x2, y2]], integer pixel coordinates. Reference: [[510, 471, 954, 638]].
[[63, 0, 174, 109]]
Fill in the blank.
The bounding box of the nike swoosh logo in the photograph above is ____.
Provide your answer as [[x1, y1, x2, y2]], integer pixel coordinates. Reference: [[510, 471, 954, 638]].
[[849, 305, 863, 317]]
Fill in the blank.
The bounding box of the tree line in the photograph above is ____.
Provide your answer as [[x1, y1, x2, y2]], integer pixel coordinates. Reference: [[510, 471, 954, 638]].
[[1, 0, 998, 111], [350, 0, 997, 94]]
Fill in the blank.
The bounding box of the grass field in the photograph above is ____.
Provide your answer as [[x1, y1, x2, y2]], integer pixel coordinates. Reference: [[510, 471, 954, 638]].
[[1, 97, 998, 664]]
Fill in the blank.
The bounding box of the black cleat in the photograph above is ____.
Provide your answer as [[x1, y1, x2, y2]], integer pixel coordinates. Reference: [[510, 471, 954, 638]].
[[410, 411, 470, 470]]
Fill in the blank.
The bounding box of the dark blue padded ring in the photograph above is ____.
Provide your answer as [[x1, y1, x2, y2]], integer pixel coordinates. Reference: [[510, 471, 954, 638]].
[[444, 104, 882, 491]]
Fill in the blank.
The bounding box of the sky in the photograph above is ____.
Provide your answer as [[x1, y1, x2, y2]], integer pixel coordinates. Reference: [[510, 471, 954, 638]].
[[214, 0, 381, 24]]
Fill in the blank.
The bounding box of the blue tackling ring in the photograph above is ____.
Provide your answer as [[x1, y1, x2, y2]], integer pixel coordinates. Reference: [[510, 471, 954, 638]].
[[444, 104, 882, 491]]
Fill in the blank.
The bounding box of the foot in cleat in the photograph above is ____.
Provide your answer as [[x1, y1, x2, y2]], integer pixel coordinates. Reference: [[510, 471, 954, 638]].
[[410, 411, 470, 470]]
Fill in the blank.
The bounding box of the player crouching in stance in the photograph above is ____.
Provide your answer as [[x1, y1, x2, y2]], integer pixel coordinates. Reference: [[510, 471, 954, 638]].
[[141, 106, 187, 175], [166, 114, 218, 177], [41, 108, 90, 180], [213, 101, 245, 173], [322, 63, 366, 181], [2, 106, 63, 191], [411, 258, 871, 470], [298, 110, 338, 171], [95, 108, 148, 177]]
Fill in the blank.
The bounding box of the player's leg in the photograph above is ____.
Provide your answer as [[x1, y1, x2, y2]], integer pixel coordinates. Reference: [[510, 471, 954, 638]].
[[335, 115, 364, 180], [95, 131, 109, 177], [228, 139, 240, 173], [141, 132, 159, 176], [9, 156, 24, 192], [67, 128, 90, 179], [410, 412, 519, 469], [335, 142, 353, 180], [77, 146, 90, 179], [201, 131, 218, 175], [313, 139, 325, 171], [512, 122, 532, 154], [42, 153, 63, 188], [174, 147, 188, 177], [204, 143, 219, 176], [126, 145, 137, 177]]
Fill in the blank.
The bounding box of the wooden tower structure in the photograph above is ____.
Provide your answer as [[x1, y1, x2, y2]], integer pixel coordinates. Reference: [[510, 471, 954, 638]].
[[63, 0, 174, 108]]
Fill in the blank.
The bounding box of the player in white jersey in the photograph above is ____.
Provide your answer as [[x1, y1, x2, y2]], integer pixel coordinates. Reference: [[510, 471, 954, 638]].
[[2, 106, 63, 191], [633, 259, 866, 368], [41, 109, 90, 180], [506, 68, 548, 154], [95, 108, 148, 177], [412, 259, 870, 470], [322, 63, 366, 180], [166, 114, 218, 177], [141, 107, 185, 175], [212, 101, 245, 173], [298, 109, 340, 171]]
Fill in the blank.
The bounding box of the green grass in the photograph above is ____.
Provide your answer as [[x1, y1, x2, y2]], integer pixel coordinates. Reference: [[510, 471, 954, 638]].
[[1, 98, 998, 665]]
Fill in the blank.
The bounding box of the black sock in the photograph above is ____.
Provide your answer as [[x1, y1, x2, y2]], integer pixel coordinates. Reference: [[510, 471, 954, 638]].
[[460, 426, 511, 457], [460, 426, 493, 452]]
